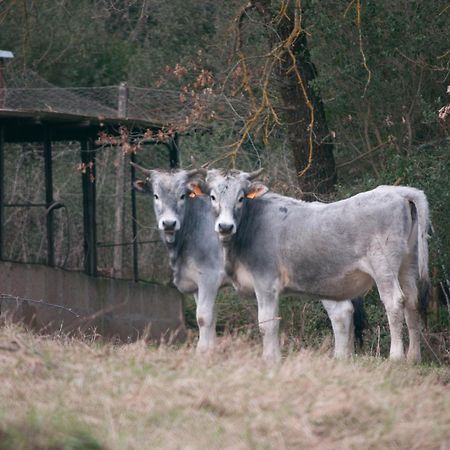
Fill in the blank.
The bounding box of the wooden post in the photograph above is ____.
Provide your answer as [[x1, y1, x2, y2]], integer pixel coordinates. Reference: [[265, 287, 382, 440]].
[[112, 82, 129, 278], [112, 153, 125, 278]]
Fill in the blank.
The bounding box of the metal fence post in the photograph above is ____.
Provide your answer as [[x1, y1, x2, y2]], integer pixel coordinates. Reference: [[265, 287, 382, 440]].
[[44, 129, 55, 266], [80, 138, 97, 276], [130, 152, 139, 282]]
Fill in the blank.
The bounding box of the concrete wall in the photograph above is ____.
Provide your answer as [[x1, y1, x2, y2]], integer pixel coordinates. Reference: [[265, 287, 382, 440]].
[[0, 261, 186, 342]]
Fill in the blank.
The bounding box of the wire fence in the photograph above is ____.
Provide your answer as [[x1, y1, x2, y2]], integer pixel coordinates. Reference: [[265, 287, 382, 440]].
[[1, 140, 173, 282], [1, 66, 249, 127]]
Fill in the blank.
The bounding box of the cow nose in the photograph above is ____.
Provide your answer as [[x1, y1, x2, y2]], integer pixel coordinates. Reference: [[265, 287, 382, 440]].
[[162, 220, 177, 231], [218, 223, 234, 234]]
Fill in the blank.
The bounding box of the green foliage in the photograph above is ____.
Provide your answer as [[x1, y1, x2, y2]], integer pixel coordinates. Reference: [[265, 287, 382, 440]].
[[307, 0, 448, 160], [0, 0, 221, 87], [0, 419, 104, 450]]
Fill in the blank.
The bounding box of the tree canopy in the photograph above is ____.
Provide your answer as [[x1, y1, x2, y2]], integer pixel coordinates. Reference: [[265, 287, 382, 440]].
[[1, 0, 448, 183]]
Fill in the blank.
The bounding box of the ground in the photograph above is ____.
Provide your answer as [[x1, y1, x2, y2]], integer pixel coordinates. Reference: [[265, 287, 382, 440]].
[[0, 324, 449, 450]]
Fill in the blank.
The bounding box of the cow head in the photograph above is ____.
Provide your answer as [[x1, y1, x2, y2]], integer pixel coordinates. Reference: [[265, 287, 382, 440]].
[[205, 168, 268, 242], [132, 163, 206, 244]]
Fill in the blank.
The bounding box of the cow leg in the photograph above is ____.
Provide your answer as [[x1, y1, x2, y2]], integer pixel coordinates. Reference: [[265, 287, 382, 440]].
[[400, 271, 421, 363], [321, 299, 355, 358], [194, 282, 218, 354], [376, 278, 405, 361], [254, 285, 281, 364]]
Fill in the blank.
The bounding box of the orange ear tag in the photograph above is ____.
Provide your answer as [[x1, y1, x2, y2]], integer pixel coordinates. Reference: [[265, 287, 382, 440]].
[[246, 191, 257, 199], [191, 184, 204, 197]]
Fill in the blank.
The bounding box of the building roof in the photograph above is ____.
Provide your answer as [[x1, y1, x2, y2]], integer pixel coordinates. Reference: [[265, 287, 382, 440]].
[[0, 64, 247, 143], [0, 50, 14, 59]]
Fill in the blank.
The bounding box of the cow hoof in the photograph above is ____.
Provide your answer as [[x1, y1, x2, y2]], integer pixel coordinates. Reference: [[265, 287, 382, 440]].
[[388, 352, 406, 362], [406, 351, 421, 364]]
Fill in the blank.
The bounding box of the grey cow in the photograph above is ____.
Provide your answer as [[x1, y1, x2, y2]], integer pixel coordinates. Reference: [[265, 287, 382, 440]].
[[204, 169, 430, 363], [132, 164, 361, 358], [132, 164, 226, 352]]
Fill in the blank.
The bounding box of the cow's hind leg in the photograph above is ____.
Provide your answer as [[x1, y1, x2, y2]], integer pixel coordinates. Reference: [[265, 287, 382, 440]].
[[375, 276, 405, 361], [400, 270, 422, 363], [254, 284, 281, 364], [321, 300, 355, 358], [195, 281, 219, 354]]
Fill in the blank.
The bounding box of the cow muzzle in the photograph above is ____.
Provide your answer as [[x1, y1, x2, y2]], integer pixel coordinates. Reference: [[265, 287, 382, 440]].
[[217, 222, 235, 241], [159, 219, 179, 243]]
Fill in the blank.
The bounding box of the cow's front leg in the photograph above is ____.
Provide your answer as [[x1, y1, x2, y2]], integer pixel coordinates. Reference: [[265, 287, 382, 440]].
[[255, 285, 281, 364], [321, 299, 355, 358], [194, 282, 218, 354]]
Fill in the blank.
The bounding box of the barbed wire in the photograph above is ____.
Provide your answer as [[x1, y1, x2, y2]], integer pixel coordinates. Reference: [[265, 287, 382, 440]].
[[0, 293, 129, 335], [0, 293, 81, 317]]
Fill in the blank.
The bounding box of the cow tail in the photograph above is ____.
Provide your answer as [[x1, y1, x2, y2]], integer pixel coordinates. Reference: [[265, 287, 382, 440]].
[[409, 190, 431, 323]]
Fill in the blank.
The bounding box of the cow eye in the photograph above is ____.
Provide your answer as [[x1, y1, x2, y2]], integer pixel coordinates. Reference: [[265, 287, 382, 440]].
[[180, 193, 186, 200], [210, 194, 216, 201], [238, 196, 244, 203], [153, 194, 159, 200]]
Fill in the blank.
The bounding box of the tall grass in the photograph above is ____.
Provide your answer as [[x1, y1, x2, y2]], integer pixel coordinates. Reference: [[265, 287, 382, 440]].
[[0, 324, 449, 450]]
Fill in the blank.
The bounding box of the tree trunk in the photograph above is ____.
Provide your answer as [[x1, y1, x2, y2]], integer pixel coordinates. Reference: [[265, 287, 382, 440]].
[[255, 1, 337, 198], [277, 16, 336, 198]]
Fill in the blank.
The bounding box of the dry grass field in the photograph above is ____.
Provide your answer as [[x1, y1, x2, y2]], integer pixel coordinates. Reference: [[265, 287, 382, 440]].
[[0, 324, 449, 450]]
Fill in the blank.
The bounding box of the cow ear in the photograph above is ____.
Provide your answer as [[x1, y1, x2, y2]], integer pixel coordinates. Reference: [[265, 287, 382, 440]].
[[133, 179, 151, 193], [246, 182, 268, 199], [188, 182, 205, 198]]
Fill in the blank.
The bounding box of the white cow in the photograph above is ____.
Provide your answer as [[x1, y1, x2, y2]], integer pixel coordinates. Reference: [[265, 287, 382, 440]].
[[204, 169, 430, 363]]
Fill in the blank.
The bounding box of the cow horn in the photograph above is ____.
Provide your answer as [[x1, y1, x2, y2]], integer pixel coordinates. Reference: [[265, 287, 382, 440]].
[[130, 161, 152, 175], [186, 168, 207, 178], [247, 168, 264, 180]]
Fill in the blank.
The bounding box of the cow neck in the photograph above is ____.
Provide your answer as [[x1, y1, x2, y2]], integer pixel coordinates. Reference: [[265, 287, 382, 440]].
[[224, 197, 265, 274], [222, 243, 235, 279], [164, 233, 181, 270], [165, 197, 202, 268]]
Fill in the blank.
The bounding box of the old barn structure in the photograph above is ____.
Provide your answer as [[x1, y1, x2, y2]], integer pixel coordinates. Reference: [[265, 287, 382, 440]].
[[0, 56, 190, 340]]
